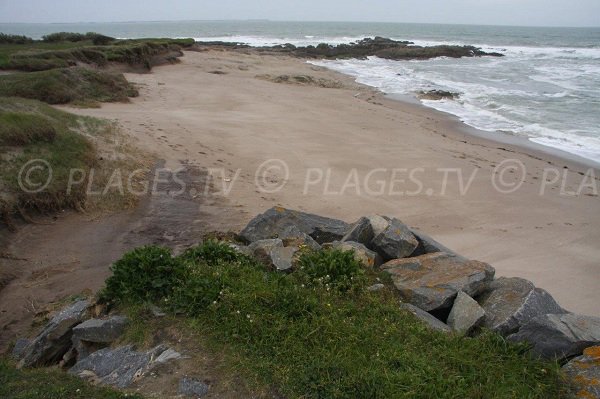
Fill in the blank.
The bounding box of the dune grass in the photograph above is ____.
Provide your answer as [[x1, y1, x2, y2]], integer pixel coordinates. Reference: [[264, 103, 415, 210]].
[[0, 67, 138, 105], [102, 242, 568, 399], [0, 358, 143, 399]]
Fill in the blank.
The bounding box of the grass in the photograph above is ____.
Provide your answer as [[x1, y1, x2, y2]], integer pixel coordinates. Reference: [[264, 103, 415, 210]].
[[0, 67, 138, 105], [0, 37, 195, 71], [101, 242, 568, 399], [0, 358, 144, 399], [0, 97, 148, 222]]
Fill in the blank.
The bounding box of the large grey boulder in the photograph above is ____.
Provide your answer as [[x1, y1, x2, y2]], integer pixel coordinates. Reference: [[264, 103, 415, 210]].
[[562, 346, 600, 399], [240, 207, 349, 244], [269, 246, 299, 272], [179, 376, 210, 397], [18, 300, 90, 368], [400, 303, 451, 333], [366, 215, 390, 237], [447, 291, 486, 335], [342, 217, 375, 246], [278, 225, 320, 250], [508, 313, 600, 360], [382, 252, 495, 312], [69, 345, 180, 388], [478, 277, 565, 336], [371, 218, 418, 260], [72, 316, 129, 360], [326, 241, 382, 268]]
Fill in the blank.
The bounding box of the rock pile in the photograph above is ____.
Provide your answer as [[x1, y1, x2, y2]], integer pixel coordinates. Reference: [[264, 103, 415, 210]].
[[236, 207, 600, 396]]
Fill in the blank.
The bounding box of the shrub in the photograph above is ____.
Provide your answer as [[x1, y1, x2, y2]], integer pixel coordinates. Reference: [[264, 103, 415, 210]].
[[0, 33, 34, 44], [42, 32, 87, 43], [297, 248, 364, 291], [179, 240, 247, 267], [101, 246, 184, 304]]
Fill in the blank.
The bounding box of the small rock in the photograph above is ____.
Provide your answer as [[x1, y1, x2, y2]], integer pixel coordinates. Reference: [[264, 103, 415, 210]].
[[240, 207, 350, 244], [562, 346, 600, 399], [269, 246, 299, 272], [327, 241, 382, 268], [382, 252, 494, 312], [18, 300, 90, 368], [366, 215, 390, 237], [400, 303, 451, 333], [342, 217, 374, 246], [447, 291, 486, 335], [478, 277, 565, 336], [179, 376, 210, 398], [248, 239, 283, 265], [154, 348, 183, 364], [508, 313, 600, 361], [367, 283, 385, 292], [149, 305, 167, 318], [278, 225, 320, 250], [72, 316, 129, 344], [227, 243, 253, 257], [69, 345, 178, 388], [371, 218, 418, 260], [11, 338, 30, 360]]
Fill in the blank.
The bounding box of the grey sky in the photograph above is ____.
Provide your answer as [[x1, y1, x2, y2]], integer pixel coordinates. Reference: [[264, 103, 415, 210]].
[[1, 0, 599, 27]]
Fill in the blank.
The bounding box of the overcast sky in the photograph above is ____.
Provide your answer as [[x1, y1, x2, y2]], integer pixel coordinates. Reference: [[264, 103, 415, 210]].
[[1, 0, 599, 27]]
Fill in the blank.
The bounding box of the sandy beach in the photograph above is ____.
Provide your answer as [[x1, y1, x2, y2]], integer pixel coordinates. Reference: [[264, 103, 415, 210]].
[[60, 49, 598, 315], [1, 48, 598, 349]]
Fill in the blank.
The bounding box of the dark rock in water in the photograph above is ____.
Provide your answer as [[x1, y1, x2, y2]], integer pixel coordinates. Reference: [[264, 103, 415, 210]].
[[342, 216, 375, 246], [382, 252, 495, 312], [326, 241, 382, 268], [18, 300, 90, 368], [478, 277, 565, 336], [11, 338, 30, 360], [370, 218, 419, 260], [179, 376, 210, 397], [447, 291, 486, 335], [400, 303, 451, 333], [257, 37, 503, 61], [240, 207, 349, 244], [278, 225, 321, 250], [508, 313, 600, 361], [72, 316, 129, 360], [69, 345, 181, 388], [562, 346, 600, 398], [269, 246, 299, 272], [410, 229, 463, 258], [417, 90, 459, 101]]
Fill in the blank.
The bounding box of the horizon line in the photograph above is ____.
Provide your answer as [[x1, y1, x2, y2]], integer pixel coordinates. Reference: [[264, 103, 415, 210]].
[[0, 19, 598, 29]]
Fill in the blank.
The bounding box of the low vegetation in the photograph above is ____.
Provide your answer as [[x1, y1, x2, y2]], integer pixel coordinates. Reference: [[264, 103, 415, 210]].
[[0, 33, 34, 45], [0, 67, 138, 105], [100, 241, 567, 399], [0, 358, 143, 399], [42, 32, 115, 45], [0, 97, 146, 223]]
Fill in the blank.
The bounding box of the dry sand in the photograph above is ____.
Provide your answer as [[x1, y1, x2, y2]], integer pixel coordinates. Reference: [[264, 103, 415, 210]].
[[2, 49, 598, 340]]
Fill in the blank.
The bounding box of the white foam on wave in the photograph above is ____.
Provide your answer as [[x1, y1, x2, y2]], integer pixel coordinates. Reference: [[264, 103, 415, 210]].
[[309, 55, 600, 164]]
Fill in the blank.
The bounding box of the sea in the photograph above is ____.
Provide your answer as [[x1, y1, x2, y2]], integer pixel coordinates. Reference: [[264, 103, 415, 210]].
[[2, 20, 599, 163]]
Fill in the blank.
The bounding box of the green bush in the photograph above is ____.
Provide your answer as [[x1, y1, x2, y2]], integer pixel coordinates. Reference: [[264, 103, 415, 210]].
[[179, 240, 247, 267], [101, 246, 184, 304], [0, 33, 34, 44], [297, 248, 364, 291]]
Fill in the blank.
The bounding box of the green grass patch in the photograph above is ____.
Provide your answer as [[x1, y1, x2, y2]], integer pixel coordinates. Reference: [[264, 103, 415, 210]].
[[0, 358, 144, 399], [0, 67, 138, 105], [102, 242, 567, 399], [0, 37, 194, 71], [0, 112, 57, 145]]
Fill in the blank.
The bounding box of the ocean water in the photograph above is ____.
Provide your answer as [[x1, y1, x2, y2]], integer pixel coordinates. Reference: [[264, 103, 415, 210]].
[[2, 21, 600, 163]]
